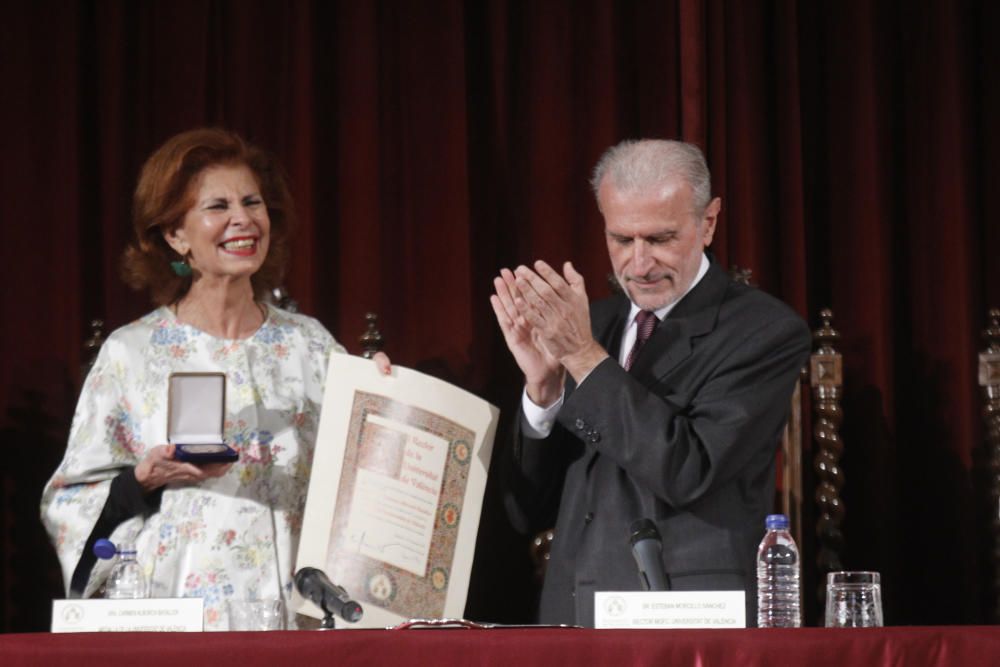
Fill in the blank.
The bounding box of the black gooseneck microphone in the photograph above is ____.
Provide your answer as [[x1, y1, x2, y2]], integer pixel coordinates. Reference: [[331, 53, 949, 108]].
[[628, 518, 671, 591], [294, 566, 364, 627]]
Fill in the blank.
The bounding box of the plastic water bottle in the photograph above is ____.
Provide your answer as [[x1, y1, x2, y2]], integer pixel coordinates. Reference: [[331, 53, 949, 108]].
[[756, 513, 801, 627], [95, 538, 148, 599]]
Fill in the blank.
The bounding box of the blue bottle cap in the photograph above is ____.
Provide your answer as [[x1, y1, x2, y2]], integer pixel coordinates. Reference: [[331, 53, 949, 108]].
[[93, 538, 117, 560], [765, 514, 789, 530]]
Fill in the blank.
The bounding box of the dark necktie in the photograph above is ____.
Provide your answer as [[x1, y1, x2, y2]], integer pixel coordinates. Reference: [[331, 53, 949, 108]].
[[624, 310, 658, 371]]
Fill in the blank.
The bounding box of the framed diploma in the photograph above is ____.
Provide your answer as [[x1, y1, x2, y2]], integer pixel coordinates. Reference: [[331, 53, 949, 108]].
[[294, 354, 499, 628]]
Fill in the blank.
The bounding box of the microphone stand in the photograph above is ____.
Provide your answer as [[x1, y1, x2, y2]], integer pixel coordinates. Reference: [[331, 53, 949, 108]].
[[319, 608, 337, 630]]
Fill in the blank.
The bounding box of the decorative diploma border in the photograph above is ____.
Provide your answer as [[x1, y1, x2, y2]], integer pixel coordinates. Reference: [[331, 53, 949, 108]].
[[326, 392, 474, 618]]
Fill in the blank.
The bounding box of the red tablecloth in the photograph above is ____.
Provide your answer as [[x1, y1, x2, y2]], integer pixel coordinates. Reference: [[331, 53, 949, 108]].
[[2, 626, 999, 666]]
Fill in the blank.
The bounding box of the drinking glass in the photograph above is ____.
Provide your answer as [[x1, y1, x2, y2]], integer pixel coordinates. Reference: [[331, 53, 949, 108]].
[[227, 599, 286, 631], [824, 571, 883, 627]]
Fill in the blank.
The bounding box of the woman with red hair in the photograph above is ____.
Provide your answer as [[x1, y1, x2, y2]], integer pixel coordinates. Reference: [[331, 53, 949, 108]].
[[42, 128, 388, 629]]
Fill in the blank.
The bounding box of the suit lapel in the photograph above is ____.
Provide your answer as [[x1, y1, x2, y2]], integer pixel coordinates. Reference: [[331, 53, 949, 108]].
[[629, 262, 730, 381], [595, 297, 630, 357]]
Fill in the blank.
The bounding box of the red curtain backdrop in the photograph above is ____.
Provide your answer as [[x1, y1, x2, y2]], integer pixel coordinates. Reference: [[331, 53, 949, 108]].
[[1, 0, 996, 631]]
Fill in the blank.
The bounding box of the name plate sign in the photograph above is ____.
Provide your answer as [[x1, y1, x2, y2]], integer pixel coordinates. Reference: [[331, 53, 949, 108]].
[[594, 591, 746, 629], [52, 598, 204, 632]]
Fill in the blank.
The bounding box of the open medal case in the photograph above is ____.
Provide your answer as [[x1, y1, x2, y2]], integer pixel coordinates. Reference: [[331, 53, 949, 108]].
[[168, 372, 238, 463]]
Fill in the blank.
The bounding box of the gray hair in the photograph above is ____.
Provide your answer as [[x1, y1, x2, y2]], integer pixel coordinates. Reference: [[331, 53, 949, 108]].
[[590, 139, 712, 214]]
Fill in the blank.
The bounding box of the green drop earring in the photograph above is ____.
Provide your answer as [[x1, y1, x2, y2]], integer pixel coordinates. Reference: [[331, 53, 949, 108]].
[[170, 255, 192, 277]]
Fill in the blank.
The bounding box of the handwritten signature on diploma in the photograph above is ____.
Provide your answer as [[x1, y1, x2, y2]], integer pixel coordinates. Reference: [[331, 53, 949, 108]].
[[358, 531, 421, 566]]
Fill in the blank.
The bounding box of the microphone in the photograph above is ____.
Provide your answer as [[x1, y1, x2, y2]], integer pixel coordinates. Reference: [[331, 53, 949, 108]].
[[629, 518, 671, 591], [294, 567, 364, 624]]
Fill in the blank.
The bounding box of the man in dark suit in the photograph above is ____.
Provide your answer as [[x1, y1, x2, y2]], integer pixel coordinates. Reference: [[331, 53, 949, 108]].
[[490, 139, 811, 626]]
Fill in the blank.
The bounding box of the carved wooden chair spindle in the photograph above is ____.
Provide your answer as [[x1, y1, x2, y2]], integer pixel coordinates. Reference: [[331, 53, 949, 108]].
[[980, 308, 1000, 621]]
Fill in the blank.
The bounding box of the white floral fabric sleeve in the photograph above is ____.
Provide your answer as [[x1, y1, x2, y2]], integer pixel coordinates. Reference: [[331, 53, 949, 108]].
[[40, 336, 142, 595]]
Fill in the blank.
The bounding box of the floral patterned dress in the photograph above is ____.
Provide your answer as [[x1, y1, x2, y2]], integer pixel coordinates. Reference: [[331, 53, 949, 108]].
[[41, 304, 344, 629]]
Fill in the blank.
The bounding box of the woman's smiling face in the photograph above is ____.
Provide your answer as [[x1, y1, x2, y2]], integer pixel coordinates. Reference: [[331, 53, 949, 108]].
[[164, 163, 270, 283]]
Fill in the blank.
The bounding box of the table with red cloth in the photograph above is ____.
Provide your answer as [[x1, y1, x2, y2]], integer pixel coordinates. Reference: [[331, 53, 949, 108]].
[[2, 626, 999, 666]]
